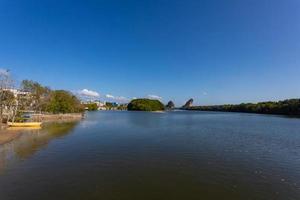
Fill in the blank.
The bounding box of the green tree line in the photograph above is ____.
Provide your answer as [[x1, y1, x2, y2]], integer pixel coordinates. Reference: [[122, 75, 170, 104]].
[[21, 80, 84, 114], [186, 99, 300, 116], [84, 103, 98, 111]]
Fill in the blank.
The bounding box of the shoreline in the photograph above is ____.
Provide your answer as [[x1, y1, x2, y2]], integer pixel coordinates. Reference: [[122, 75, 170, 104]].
[[0, 113, 84, 145], [32, 113, 84, 122], [151, 111, 165, 113], [183, 108, 300, 117]]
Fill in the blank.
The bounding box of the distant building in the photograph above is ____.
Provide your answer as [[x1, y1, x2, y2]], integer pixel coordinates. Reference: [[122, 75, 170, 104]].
[[81, 100, 107, 110], [3, 88, 30, 97]]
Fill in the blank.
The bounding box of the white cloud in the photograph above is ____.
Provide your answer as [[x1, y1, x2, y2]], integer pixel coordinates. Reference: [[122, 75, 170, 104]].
[[147, 94, 162, 100], [0, 68, 9, 76], [203, 91, 208, 96], [116, 96, 127, 100], [116, 96, 127, 101], [105, 94, 129, 102], [78, 89, 100, 98], [105, 94, 114, 98]]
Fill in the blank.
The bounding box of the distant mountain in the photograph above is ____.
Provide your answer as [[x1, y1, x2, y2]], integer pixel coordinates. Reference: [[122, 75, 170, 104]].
[[166, 101, 175, 109], [182, 98, 193, 109]]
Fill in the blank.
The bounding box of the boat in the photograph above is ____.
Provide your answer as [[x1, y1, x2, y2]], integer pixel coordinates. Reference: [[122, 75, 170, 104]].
[[7, 122, 42, 127], [6, 110, 43, 128]]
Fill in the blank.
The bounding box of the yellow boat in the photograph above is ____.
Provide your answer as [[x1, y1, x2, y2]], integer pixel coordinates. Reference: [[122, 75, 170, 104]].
[[7, 122, 42, 127]]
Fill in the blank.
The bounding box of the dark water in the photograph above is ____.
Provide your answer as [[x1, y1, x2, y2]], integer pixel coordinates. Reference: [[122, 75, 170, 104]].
[[0, 111, 300, 200]]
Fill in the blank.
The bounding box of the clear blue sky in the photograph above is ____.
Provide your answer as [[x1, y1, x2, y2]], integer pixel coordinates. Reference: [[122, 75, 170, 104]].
[[0, 0, 299, 106]]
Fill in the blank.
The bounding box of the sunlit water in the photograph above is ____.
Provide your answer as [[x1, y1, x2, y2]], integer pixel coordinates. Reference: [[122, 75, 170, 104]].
[[0, 111, 300, 200]]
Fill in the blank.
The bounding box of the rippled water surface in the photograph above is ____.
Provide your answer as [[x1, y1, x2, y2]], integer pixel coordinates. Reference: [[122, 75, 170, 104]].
[[0, 111, 300, 200]]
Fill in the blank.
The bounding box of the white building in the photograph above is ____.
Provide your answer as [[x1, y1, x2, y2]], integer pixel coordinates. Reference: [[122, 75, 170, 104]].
[[81, 100, 107, 110], [3, 88, 30, 97]]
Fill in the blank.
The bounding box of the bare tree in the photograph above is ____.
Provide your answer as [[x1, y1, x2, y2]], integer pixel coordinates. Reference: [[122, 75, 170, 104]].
[[0, 69, 15, 123], [21, 80, 51, 112]]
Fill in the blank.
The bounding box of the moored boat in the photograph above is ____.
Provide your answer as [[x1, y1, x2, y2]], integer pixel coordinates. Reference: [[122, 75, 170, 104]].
[[7, 122, 42, 127]]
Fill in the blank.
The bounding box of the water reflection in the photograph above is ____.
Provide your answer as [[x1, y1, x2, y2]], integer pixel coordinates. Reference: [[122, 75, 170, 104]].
[[0, 121, 79, 172], [0, 112, 300, 200], [126, 111, 166, 128]]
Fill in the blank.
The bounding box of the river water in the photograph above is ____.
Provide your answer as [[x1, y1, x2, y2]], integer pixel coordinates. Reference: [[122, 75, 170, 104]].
[[0, 111, 300, 200]]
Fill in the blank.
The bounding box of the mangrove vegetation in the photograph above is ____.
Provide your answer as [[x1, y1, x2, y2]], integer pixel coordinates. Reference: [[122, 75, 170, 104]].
[[185, 99, 300, 116]]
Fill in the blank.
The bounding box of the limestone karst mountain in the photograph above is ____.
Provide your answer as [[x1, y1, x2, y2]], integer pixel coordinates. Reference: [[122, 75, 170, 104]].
[[182, 98, 193, 109], [166, 101, 175, 109]]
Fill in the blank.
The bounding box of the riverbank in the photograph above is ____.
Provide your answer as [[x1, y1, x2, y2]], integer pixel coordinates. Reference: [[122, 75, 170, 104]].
[[0, 113, 83, 145], [151, 111, 165, 113], [32, 113, 84, 122], [184, 98, 300, 116]]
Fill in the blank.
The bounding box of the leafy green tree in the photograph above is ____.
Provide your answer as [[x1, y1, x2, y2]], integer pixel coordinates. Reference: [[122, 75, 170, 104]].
[[117, 104, 128, 110], [86, 103, 98, 111], [127, 98, 165, 111], [45, 90, 84, 113], [186, 99, 300, 116]]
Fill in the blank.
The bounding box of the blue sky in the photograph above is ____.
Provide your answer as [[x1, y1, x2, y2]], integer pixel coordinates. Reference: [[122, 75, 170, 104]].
[[0, 0, 299, 106]]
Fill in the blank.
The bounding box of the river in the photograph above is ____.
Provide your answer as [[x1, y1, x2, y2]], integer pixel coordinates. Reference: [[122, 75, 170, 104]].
[[0, 111, 299, 200]]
